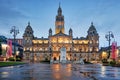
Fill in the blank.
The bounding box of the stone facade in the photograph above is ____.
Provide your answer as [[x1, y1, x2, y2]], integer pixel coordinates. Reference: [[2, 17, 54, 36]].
[[23, 5, 99, 62]]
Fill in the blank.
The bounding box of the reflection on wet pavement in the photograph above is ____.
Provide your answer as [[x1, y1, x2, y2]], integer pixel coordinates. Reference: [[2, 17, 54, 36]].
[[73, 64, 120, 80], [0, 63, 88, 80], [0, 63, 120, 80]]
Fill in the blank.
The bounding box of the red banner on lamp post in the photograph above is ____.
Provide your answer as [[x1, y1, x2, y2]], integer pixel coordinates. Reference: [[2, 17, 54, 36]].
[[112, 41, 117, 60], [6, 40, 12, 58]]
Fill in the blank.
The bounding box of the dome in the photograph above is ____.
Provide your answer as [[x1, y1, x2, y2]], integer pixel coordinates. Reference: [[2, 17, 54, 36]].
[[88, 22, 96, 32], [25, 22, 33, 33]]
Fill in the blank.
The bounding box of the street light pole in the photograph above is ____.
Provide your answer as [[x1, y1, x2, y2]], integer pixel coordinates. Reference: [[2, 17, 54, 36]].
[[10, 26, 19, 61], [105, 31, 114, 59]]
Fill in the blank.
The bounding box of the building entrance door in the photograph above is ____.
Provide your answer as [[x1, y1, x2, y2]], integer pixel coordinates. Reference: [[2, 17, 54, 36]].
[[53, 57, 57, 61]]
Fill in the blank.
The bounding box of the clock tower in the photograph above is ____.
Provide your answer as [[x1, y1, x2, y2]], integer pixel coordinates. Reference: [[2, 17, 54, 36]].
[[55, 4, 65, 34]]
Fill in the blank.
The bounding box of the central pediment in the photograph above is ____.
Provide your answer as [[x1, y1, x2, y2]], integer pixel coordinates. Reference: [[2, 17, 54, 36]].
[[52, 32, 69, 37]]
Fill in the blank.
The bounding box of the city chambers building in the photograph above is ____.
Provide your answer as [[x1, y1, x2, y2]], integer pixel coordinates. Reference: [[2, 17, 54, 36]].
[[23, 5, 99, 62]]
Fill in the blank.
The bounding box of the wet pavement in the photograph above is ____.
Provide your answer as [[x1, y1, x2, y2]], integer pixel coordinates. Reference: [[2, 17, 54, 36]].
[[0, 63, 88, 80], [73, 64, 120, 80], [0, 63, 120, 80]]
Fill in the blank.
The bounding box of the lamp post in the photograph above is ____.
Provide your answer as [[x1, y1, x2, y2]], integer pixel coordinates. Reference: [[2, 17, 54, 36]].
[[105, 31, 114, 59], [10, 26, 19, 61]]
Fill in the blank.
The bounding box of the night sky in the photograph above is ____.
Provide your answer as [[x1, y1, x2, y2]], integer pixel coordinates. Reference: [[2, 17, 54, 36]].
[[0, 0, 120, 47]]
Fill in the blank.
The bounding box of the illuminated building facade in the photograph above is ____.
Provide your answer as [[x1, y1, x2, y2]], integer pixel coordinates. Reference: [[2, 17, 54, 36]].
[[23, 5, 99, 62]]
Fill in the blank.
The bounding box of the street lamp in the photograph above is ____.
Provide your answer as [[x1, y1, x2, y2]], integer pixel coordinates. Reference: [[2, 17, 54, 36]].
[[105, 31, 114, 59], [10, 26, 19, 61]]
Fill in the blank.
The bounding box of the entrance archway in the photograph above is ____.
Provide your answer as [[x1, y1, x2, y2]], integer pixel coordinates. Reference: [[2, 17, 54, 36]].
[[53, 57, 57, 61]]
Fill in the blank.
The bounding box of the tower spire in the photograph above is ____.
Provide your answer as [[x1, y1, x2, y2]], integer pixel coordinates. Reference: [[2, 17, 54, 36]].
[[28, 21, 30, 26], [91, 22, 93, 26], [59, 2, 61, 8], [55, 3, 64, 34], [58, 2, 62, 16]]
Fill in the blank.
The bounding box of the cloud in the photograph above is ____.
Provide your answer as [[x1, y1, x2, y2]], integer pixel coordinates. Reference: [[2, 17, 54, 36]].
[[0, 6, 28, 20], [0, 0, 30, 38]]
